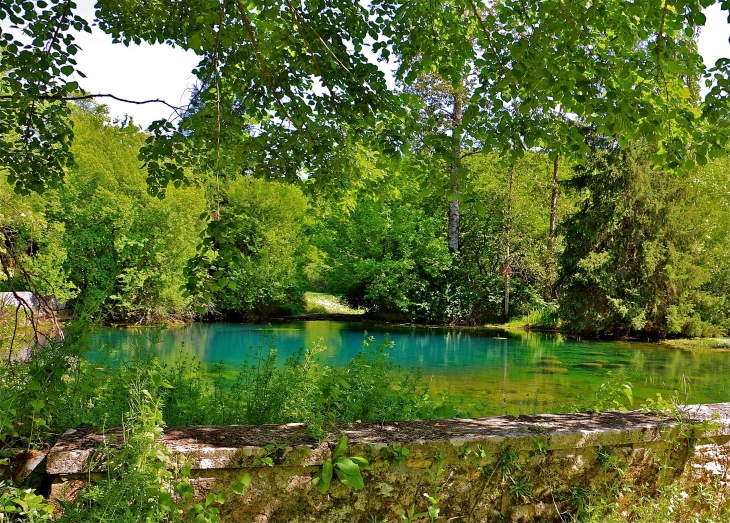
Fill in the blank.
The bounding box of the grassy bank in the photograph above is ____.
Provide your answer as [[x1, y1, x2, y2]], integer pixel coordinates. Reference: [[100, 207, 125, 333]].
[[659, 337, 730, 350], [303, 292, 365, 315]]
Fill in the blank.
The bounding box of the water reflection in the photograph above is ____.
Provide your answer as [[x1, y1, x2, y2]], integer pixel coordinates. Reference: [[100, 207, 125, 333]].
[[85, 321, 730, 416]]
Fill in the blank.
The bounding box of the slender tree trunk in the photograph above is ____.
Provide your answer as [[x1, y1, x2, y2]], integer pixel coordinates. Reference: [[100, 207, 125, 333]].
[[447, 93, 462, 253], [504, 166, 513, 319], [547, 106, 563, 298], [548, 153, 560, 252], [504, 243, 510, 318], [546, 152, 560, 299]]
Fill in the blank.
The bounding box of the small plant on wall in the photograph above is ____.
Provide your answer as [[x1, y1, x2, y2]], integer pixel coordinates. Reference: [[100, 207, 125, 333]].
[[312, 435, 369, 494]]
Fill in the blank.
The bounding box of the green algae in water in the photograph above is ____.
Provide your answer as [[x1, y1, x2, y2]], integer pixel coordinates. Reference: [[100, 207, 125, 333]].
[[85, 321, 730, 417], [536, 367, 569, 374], [575, 362, 604, 369], [539, 356, 563, 367]]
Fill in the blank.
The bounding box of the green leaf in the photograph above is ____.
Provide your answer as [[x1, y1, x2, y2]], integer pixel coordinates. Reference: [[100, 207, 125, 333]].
[[334, 457, 365, 490], [231, 472, 251, 495], [350, 456, 369, 468], [334, 457, 362, 476], [322, 459, 333, 485], [332, 434, 348, 460], [188, 34, 202, 49], [317, 465, 332, 494]]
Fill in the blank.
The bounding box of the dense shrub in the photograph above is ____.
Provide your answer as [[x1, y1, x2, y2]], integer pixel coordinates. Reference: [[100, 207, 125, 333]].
[[1, 104, 208, 323], [211, 177, 315, 316], [312, 162, 454, 322]]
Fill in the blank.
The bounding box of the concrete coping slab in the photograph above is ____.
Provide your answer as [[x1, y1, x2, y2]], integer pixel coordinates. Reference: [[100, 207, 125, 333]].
[[46, 402, 730, 475]]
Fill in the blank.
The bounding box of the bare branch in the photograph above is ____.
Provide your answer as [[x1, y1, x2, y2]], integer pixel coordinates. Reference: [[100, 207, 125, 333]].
[[0, 93, 186, 118]]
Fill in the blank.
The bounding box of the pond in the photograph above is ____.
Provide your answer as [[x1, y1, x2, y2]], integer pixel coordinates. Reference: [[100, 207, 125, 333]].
[[86, 320, 730, 416]]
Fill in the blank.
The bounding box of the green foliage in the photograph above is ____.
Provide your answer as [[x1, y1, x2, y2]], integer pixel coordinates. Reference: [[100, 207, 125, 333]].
[[398, 505, 427, 523], [422, 492, 443, 522], [1, 104, 207, 323], [558, 142, 728, 337], [159, 333, 327, 428], [579, 470, 730, 523], [0, 329, 457, 455], [0, 0, 89, 195], [320, 335, 436, 423], [0, 481, 55, 522], [5, 0, 729, 205], [53, 356, 232, 523], [160, 332, 445, 435], [312, 435, 369, 493], [380, 444, 410, 465], [315, 150, 576, 324], [456, 151, 575, 320], [5, 2, 730, 334], [202, 177, 314, 316], [0, 171, 77, 306], [313, 159, 453, 322], [0, 333, 82, 448], [524, 303, 561, 330], [0, 328, 238, 523], [54, 105, 207, 321], [581, 371, 634, 413]]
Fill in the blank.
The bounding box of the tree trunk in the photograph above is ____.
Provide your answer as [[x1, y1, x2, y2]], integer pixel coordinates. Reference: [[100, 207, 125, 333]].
[[548, 153, 560, 253], [547, 106, 563, 298], [447, 93, 462, 253], [504, 244, 510, 318], [547, 152, 560, 298], [504, 166, 513, 319]]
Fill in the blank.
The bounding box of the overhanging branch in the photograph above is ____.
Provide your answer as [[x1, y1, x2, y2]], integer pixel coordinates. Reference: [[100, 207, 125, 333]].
[[0, 93, 186, 118]]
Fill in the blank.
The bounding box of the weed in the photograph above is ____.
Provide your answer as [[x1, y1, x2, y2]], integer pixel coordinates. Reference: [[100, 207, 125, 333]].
[[311, 435, 369, 494], [426, 451, 446, 484], [381, 444, 410, 465], [0, 480, 55, 522], [397, 505, 427, 523], [423, 492, 443, 522], [577, 370, 634, 412], [508, 476, 533, 503], [529, 437, 550, 457]]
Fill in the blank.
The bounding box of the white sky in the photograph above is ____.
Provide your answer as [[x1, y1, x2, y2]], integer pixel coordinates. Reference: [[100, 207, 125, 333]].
[[71, 0, 200, 128], [71, 0, 730, 129]]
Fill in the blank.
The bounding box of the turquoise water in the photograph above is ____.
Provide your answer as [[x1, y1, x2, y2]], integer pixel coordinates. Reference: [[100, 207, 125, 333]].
[[85, 321, 730, 416]]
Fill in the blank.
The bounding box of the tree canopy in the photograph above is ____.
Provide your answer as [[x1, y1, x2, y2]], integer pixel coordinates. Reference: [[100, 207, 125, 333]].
[[2, 0, 730, 198]]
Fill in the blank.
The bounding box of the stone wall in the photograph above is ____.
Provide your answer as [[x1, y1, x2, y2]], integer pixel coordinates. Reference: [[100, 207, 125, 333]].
[[46, 403, 730, 523]]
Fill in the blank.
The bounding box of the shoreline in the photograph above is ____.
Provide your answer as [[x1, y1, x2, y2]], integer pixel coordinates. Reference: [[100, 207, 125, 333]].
[[15, 307, 728, 351]]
